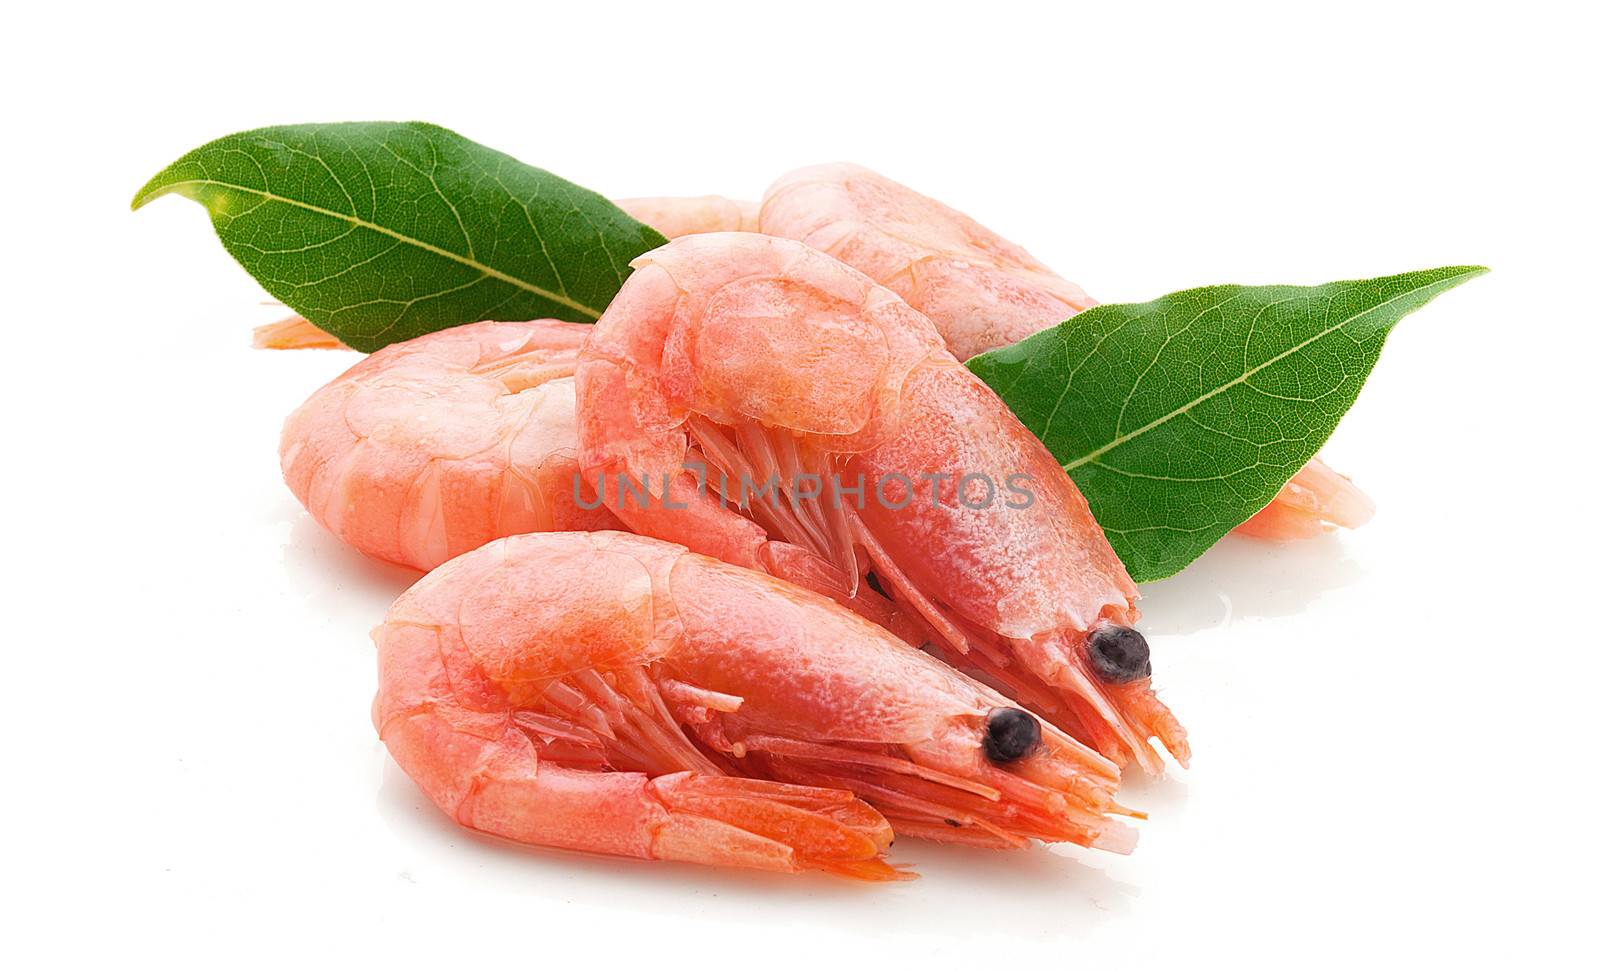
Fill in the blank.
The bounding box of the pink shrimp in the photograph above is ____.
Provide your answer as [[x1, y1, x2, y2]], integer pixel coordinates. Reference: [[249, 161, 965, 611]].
[[621, 170, 1374, 540], [1233, 457, 1375, 539], [374, 530, 1137, 878], [279, 319, 622, 572], [575, 232, 1187, 773], [254, 314, 348, 349]]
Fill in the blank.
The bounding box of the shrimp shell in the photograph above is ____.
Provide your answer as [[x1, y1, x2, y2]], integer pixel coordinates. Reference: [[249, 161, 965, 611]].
[[375, 531, 1137, 879], [280, 320, 621, 572]]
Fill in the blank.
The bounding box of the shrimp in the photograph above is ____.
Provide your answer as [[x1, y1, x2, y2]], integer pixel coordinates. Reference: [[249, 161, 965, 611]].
[[279, 319, 622, 573], [277, 314, 915, 636], [375, 530, 1137, 879], [254, 314, 348, 349], [622, 169, 1374, 540], [1233, 456, 1376, 539], [575, 232, 1187, 773]]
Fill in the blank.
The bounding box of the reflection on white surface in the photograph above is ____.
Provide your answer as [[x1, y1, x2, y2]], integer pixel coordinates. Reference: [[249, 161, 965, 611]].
[[373, 758, 1141, 932], [280, 512, 420, 613], [1140, 532, 1363, 635]]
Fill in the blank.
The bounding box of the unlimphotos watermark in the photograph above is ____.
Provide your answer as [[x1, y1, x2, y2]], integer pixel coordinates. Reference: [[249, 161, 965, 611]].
[[574, 464, 1036, 512]]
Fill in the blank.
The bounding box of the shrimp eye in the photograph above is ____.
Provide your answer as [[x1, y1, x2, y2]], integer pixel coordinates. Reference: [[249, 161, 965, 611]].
[[983, 707, 1041, 764], [1088, 626, 1152, 683]]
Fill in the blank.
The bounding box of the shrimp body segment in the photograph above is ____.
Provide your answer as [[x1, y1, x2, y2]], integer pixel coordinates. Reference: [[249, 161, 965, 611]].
[[576, 233, 1187, 773], [280, 320, 621, 573], [760, 163, 1095, 363], [375, 531, 1136, 879]]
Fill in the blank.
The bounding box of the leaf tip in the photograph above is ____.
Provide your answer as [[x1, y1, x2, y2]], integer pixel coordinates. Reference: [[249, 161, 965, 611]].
[[130, 170, 173, 212], [1426, 264, 1490, 295], [1431, 264, 1490, 286]]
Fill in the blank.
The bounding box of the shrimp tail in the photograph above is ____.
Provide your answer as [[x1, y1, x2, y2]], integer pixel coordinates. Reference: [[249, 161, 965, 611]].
[[1235, 456, 1375, 540], [253, 314, 346, 349], [649, 773, 911, 880]]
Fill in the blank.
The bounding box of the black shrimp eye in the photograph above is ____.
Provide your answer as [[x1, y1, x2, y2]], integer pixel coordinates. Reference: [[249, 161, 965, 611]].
[[983, 707, 1041, 764], [1088, 626, 1152, 683]]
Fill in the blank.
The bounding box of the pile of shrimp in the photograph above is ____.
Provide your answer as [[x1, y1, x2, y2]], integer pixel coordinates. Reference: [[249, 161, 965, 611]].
[[271, 165, 1373, 880]]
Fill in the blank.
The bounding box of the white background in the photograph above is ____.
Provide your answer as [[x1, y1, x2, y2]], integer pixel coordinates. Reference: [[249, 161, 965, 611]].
[[4, 2, 1596, 969]]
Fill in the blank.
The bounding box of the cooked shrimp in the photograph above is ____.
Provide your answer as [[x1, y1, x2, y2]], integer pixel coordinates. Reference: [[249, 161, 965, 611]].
[[255, 314, 348, 349], [375, 530, 1137, 878], [575, 232, 1187, 773], [279, 320, 622, 572], [274, 175, 1369, 543], [624, 169, 1373, 541], [614, 195, 759, 238], [1233, 456, 1376, 539]]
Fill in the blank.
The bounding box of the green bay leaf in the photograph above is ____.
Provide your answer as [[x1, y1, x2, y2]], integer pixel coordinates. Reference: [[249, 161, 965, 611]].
[[969, 267, 1486, 582], [132, 122, 666, 352]]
